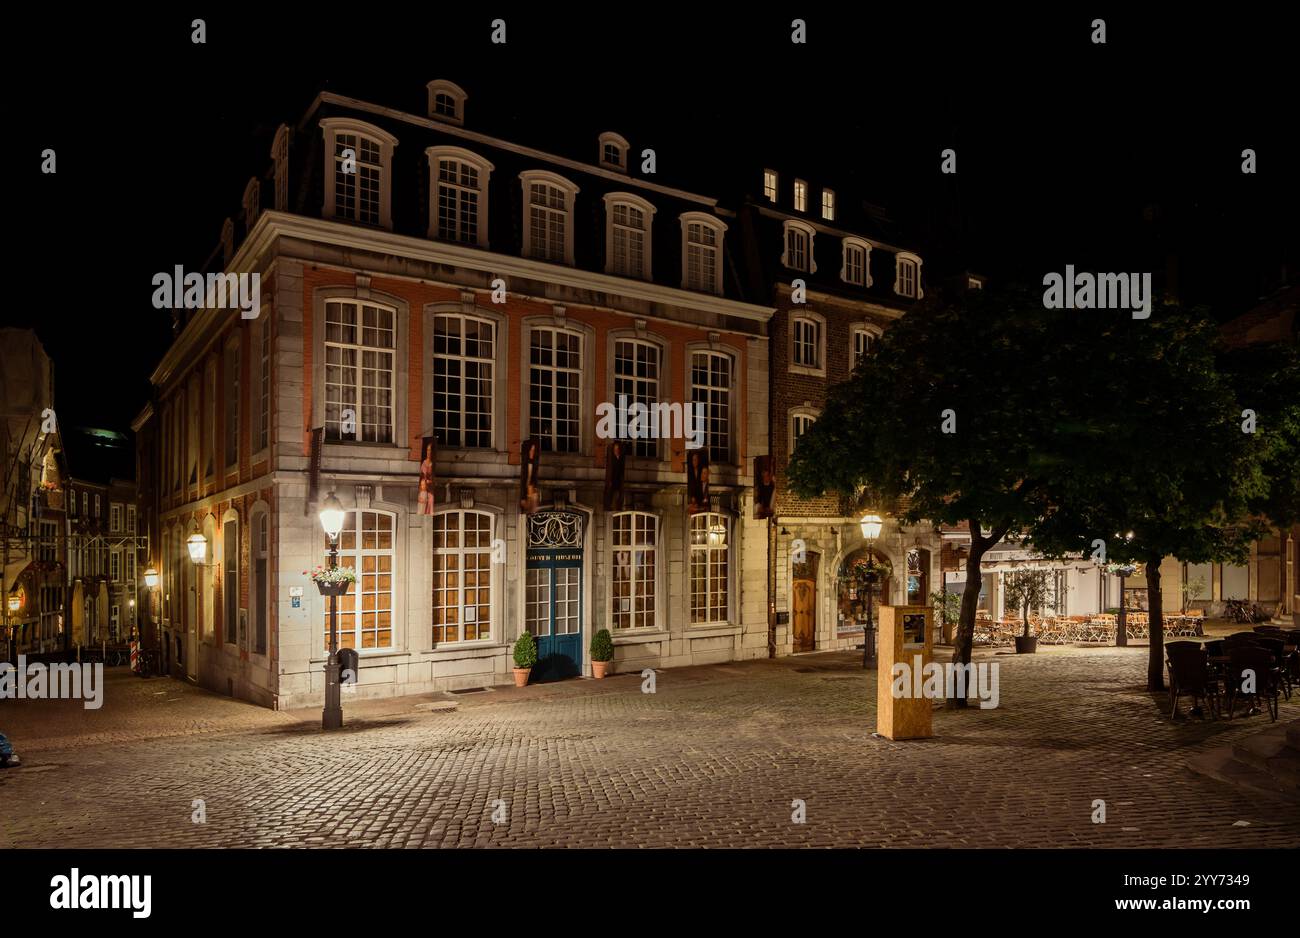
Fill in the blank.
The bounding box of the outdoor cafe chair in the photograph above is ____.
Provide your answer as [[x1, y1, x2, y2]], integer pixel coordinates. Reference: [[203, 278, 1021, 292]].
[[1253, 625, 1283, 635], [1166, 642, 1223, 720], [1253, 636, 1292, 700], [1224, 645, 1281, 722]]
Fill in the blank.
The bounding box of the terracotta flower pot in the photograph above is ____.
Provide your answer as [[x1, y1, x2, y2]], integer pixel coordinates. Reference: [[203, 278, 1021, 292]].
[[513, 667, 531, 687], [592, 660, 612, 679]]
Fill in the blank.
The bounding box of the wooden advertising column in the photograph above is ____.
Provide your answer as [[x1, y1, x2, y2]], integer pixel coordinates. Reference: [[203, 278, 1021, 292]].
[[876, 604, 934, 740]]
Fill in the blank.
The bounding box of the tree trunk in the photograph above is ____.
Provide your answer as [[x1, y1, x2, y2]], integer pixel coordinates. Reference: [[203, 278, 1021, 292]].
[[1146, 553, 1165, 692], [1022, 606, 1030, 638], [948, 537, 989, 709]]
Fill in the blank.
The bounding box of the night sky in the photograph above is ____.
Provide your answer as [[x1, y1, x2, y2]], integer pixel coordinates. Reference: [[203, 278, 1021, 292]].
[[9, 7, 1297, 436]]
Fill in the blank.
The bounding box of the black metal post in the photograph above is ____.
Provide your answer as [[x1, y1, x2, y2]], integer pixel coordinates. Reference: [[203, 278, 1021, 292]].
[[862, 582, 876, 668], [322, 539, 343, 730], [1116, 573, 1128, 647]]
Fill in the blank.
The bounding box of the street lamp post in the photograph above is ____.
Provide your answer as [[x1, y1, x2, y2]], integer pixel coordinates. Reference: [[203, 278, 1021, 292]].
[[143, 567, 159, 676], [319, 492, 346, 731], [859, 513, 883, 668]]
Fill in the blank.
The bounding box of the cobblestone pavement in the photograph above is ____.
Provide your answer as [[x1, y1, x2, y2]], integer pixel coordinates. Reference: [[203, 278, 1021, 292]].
[[2, 644, 1298, 848]]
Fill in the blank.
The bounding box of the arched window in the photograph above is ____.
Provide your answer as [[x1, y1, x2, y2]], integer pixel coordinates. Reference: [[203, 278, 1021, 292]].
[[431, 510, 494, 645], [426, 146, 493, 247], [689, 513, 730, 624], [222, 509, 239, 645], [322, 510, 395, 650], [603, 193, 655, 279], [680, 212, 726, 294], [611, 512, 657, 630], [520, 170, 579, 264], [782, 220, 817, 273], [790, 313, 824, 373], [599, 131, 629, 172], [789, 408, 819, 454], [894, 251, 924, 299], [850, 322, 882, 371], [427, 80, 467, 125], [842, 237, 873, 287], [320, 118, 399, 228]]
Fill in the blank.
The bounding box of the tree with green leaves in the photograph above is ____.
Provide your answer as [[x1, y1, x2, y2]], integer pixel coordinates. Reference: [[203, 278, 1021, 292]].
[[787, 286, 1070, 705], [1028, 302, 1267, 691], [1002, 567, 1056, 643]]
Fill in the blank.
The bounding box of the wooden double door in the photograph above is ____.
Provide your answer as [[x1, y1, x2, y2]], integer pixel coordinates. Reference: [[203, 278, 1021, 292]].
[[792, 552, 819, 653]]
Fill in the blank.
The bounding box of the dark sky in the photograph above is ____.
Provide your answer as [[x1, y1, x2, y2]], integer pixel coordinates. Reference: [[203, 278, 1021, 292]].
[[9, 6, 1298, 433]]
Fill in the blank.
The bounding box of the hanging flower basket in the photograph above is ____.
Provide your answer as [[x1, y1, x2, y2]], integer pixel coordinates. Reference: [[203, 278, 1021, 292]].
[[307, 565, 356, 597]]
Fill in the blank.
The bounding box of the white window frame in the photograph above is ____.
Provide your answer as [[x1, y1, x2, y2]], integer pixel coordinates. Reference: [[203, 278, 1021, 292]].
[[256, 316, 271, 454], [612, 336, 663, 460], [763, 169, 778, 202], [598, 131, 630, 173], [519, 170, 579, 265], [323, 298, 398, 444], [781, 219, 817, 273], [610, 511, 659, 631], [821, 189, 835, 220], [427, 80, 467, 125], [841, 237, 873, 287], [271, 124, 290, 212], [789, 407, 820, 455], [126, 504, 136, 534], [431, 509, 497, 645], [967, 276, 984, 290], [789, 310, 827, 377], [528, 325, 584, 454], [323, 509, 397, 653], [689, 512, 731, 625], [689, 347, 735, 464], [110, 503, 122, 533], [603, 192, 656, 280], [432, 313, 496, 449], [426, 146, 494, 248], [110, 549, 121, 583], [679, 212, 727, 295], [850, 322, 882, 371], [794, 179, 808, 213], [894, 251, 925, 299], [320, 117, 399, 229]]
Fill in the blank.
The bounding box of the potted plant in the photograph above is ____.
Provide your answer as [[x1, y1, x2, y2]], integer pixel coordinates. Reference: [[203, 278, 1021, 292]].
[[512, 631, 537, 687], [590, 628, 614, 678], [307, 565, 356, 597], [1002, 567, 1055, 654]]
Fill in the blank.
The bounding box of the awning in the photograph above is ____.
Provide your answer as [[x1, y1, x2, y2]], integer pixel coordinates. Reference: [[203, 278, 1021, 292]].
[[4, 557, 32, 595], [71, 580, 85, 645]]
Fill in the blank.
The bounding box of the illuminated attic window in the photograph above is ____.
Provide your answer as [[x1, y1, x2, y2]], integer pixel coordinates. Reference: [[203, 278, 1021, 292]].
[[427, 80, 467, 126]]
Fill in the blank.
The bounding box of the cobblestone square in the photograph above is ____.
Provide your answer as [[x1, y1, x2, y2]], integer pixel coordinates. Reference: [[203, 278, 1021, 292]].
[[2, 644, 1297, 848]]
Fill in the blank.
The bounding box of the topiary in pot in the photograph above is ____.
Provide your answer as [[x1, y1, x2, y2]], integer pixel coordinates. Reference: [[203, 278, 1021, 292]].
[[512, 631, 537, 687], [590, 628, 615, 678]]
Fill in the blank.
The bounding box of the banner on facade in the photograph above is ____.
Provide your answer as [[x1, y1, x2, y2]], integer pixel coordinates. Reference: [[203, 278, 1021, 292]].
[[604, 440, 627, 512], [754, 455, 775, 520], [418, 435, 436, 515], [306, 427, 323, 515], [520, 438, 541, 515], [686, 447, 710, 515]]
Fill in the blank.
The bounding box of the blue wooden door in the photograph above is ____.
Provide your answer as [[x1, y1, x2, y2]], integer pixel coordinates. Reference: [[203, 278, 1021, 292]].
[[526, 550, 583, 682]]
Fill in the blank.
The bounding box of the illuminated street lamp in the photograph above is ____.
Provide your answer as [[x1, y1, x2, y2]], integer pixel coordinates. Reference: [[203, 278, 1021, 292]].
[[143, 567, 159, 589], [858, 512, 884, 667], [859, 513, 884, 540], [319, 491, 346, 731]]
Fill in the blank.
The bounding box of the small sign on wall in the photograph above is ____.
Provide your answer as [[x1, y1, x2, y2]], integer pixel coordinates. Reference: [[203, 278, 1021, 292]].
[[289, 586, 303, 609]]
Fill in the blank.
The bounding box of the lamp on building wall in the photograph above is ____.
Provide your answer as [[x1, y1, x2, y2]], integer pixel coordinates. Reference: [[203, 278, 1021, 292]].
[[859, 513, 884, 540], [186, 533, 209, 565], [143, 567, 159, 589]]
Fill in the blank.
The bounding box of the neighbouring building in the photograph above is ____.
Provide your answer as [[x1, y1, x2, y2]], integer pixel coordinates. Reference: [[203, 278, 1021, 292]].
[[143, 80, 774, 708], [735, 170, 942, 655], [0, 329, 62, 661]]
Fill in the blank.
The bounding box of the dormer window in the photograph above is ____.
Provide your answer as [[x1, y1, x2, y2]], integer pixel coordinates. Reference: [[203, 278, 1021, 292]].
[[520, 170, 579, 264], [220, 218, 234, 266], [781, 220, 817, 273], [427, 146, 494, 247], [841, 237, 873, 287], [679, 213, 727, 295], [604, 193, 656, 279], [271, 124, 290, 212], [599, 132, 630, 173], [763, 169, 778, 202], [242, 177, 260, 230], [426, 80, 467, 125], [793, 179, 808, 213], [321, 117, 399, 229], [967, 276, 984, 290], [894, 252, 924, 299]]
